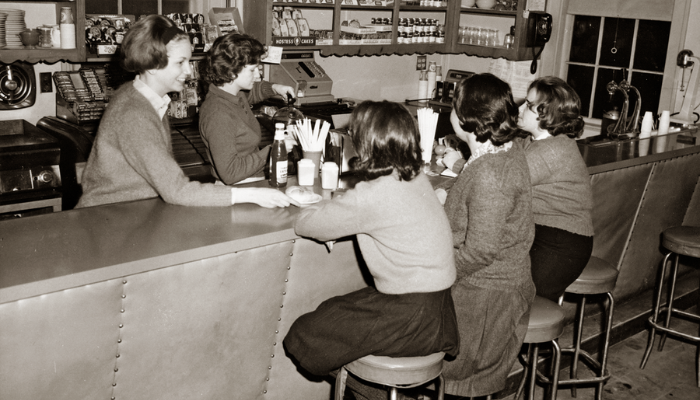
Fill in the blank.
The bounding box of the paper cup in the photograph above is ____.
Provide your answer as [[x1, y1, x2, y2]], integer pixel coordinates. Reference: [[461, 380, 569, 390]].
[[302, 150, 322, 178]]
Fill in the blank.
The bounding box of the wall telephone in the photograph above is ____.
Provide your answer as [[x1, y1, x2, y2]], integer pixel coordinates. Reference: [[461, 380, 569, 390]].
[[526, 12, 552, 74], [526, 12, 552, 47]]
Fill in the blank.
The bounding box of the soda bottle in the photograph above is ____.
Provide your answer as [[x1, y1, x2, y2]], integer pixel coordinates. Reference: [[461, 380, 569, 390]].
[[269, 123, 288, 188]]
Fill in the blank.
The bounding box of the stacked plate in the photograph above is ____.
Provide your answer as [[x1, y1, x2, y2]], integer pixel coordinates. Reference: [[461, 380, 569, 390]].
[[0, 9, 26, 49], [0, 13, 6, 48]]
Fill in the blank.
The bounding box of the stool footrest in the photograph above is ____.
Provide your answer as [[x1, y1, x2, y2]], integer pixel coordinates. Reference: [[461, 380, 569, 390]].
[[648, 316, 700, 344]]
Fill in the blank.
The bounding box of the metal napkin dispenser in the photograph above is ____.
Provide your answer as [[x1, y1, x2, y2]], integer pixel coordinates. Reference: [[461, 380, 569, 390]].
[[325, 130, 357, 175]]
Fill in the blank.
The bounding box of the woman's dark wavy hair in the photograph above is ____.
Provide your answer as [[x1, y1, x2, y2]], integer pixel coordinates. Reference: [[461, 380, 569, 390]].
[[203, 34, 266, 86], [452, 73, 528, 145], [121, 15, 189, 74], [528, 76, 585, 138], [348, 101, 423, 182]]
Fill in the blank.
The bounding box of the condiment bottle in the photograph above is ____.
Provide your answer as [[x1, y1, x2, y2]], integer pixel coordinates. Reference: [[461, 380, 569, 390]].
[[269, 123, 288, 188], [427, 61, 437, 101], [418, 70, 428, 103], [321, 162, 339, 190]]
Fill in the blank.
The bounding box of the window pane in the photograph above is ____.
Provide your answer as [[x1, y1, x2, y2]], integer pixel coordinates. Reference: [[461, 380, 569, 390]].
[[569, 15, 600, 64], [86, 0, 118, 14], [599, 18, 635, 69], [123, 0, 158, 17], [566, 64, 595, 118], [634, 20, 671, 72], [592, 68, 629, 120], [631, 72, 664, 116]]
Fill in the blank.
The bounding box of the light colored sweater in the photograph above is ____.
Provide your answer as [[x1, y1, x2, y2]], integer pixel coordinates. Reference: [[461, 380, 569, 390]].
[[521, 135, 594, 236], [76, 82, 232, 208], [199, 82, 275, 184], [294, 172, 456, 295], [442, 144, 534, 289]]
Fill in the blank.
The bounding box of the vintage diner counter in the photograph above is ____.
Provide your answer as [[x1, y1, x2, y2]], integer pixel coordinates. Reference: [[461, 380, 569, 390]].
[[1, 126, 699, 400]]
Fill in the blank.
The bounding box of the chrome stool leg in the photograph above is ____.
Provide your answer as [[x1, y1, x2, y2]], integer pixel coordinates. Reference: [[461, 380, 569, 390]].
[[659, 253, 680, 351], [641, 251, 673, 368]]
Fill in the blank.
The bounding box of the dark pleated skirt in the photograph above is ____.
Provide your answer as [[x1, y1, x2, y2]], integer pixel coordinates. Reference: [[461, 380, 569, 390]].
[[530, 224, 594, 301], [283, 286, 460, 377]]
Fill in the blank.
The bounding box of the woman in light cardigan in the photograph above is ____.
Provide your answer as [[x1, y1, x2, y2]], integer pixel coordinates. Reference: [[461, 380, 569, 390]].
[[77, 15, 297, 209], [517, 76, 594, 301]]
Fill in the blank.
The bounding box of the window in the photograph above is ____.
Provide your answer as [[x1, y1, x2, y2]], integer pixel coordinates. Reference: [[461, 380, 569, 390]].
[[566, 16, 671, 119], [552, 0, 691, 128]]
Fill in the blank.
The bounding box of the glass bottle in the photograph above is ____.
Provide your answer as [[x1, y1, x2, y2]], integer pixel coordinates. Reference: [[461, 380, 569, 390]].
[[269, 123, 288, 188]]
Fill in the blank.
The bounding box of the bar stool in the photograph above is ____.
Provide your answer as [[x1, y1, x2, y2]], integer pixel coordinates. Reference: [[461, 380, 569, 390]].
[[334, 352, 446, 400], [640, 226, 700, 387], [516, 296, 566, 400], [557, 256, 618, 400]]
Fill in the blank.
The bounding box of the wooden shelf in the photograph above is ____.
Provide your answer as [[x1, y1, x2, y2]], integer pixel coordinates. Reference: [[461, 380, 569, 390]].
[[0, 0, 86, 63]]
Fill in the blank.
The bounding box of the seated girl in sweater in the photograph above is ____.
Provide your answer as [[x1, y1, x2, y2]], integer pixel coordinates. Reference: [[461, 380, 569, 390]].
[[77, 16, 297, 209], [517, 76, 594, 301], [199, 34, 296, 185], [284, 101, 459, 379], [436, 73, 535, 398]]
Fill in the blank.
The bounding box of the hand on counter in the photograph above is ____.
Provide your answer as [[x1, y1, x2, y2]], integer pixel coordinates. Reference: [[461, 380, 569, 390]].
[[232, 187, 301, 208]]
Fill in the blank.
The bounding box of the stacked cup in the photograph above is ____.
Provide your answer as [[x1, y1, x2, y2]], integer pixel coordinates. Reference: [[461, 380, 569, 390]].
[[60, 6, 75, 49]]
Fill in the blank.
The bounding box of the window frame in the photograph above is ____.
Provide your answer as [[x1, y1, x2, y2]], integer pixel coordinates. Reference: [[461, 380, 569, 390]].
[[547, 0, 692, 130]]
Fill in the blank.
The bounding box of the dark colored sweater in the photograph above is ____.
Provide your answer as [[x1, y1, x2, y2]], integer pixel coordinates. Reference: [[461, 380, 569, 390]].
[[199, 82, 276, 184], [443, 144, 535, 289], [76, 82, 232, 208]]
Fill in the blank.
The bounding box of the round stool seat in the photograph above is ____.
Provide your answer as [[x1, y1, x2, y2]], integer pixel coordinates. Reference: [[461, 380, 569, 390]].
[[662, 226, 700, 259], [565, 257, 619, 295], [524, 296, 565, 344], [345, 352, 445, 387]]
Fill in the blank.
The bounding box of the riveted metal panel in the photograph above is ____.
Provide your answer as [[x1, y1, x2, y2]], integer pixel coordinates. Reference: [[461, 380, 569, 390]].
[[0, 279, 122, 400], [114, 241, 293, 400]]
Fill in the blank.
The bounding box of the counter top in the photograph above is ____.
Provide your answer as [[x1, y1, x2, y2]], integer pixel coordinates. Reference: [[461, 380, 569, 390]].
[[576, 125, 699, 173]]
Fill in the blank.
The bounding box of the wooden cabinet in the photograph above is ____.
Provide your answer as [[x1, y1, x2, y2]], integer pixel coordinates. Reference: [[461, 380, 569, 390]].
[[243, 0, 542, 60], [0, 0, 86, 63], [450, 1, 542, 61], [243, 0, 452, 57]]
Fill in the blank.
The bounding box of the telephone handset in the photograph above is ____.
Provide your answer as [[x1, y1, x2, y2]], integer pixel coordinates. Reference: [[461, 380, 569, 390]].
[[526, 12, 552, 47]]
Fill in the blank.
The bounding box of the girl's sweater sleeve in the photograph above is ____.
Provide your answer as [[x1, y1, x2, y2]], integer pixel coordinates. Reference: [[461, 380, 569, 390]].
[[247, 81, 277, 105], [294, 188, 365, 241], [118, 112, 231, 206]]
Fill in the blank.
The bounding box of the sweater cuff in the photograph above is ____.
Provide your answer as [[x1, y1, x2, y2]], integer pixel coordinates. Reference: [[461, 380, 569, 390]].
[[260, 81, 276, 99], [451, 158, 466, 174]]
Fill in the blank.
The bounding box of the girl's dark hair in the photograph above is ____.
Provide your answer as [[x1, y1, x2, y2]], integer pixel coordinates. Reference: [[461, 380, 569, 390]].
[[203, 34, 266, 86], [452, 73, 528, 145], [121, 15, 189, 74], [528, 76, 585, 138], [348, 101, 422, 182]]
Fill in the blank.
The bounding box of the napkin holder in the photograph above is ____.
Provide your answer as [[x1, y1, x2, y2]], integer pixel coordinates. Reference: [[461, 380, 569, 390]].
[[325, 129, 357, 175]]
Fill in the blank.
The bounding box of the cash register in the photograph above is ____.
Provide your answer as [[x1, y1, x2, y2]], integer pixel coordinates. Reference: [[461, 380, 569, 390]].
[[268, 51, 354, 126]]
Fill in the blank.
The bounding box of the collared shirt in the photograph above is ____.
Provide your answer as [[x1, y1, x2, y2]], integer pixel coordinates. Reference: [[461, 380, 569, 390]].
[[463, 140, 513, 170], [133, 75, 171, 120], [533, 132, 552, 141]]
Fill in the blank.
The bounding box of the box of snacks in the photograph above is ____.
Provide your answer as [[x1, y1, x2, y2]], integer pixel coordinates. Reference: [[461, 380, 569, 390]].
[[85, 14, 135, 55], [270, 6, 320, 47]]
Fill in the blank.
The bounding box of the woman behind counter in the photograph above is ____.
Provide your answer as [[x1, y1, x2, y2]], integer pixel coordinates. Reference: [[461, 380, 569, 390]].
[[518, 76, 594, 301], [437, 73, 535, 397], [199, 34, 295, 185], [77, 16, 296, 209], [284, 101, 459, 382]]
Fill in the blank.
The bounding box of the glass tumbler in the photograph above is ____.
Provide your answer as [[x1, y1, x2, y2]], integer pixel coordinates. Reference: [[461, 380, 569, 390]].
[[476, 27, 485, 46]]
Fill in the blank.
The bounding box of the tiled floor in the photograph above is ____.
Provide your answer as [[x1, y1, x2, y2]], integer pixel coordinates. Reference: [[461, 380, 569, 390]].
[[498, 309, 700, 400]]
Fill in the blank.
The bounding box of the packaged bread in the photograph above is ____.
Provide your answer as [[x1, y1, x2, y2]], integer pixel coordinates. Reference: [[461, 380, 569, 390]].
[[292, 9, 303, 19], [272, 17, 282, 36], [285, 18, 299, 36], [279, 19, 290, 36], [296, 18, 310, 36], [282, 9, 293, 19]]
